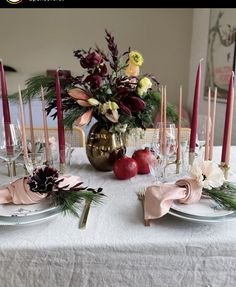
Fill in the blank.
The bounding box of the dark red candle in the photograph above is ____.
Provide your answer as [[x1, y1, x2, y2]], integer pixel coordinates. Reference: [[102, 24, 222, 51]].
[[0, 60, 12, 155], [55, 69, 65, 165], [189, 61, 202, 154], [221, 71, 234, 165]]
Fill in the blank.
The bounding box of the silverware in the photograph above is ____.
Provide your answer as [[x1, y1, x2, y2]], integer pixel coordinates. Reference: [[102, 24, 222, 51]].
[[137, 187, 150, 227], [79, 199, 91, 229]]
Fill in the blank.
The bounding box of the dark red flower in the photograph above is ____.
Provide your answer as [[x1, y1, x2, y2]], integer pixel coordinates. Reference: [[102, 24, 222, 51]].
[[119, 94, 146, 115], [85, 74, 103, 89]]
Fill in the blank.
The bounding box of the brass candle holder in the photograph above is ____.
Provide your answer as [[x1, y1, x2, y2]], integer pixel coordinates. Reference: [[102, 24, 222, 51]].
[[7, 161, 16, 177], [219, 162, 230, 180], [175, 159, 181, 174], [59, 163, 66, 174], [189, 151, 195, 166]]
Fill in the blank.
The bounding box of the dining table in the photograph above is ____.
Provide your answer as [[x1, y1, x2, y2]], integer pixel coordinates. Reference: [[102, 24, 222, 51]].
[[0, 146, 236, 287]]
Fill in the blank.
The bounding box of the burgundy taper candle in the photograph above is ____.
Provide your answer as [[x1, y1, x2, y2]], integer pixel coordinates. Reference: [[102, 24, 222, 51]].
[[221, 71, 234, 165], [189, 59, 203, 164], [0, 59, 12, 155], [55, 69, 65, 165]]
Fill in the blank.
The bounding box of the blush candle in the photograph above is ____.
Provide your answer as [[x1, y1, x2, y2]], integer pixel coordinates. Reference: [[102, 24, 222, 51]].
[[41, 86, 50, 164], [55, 69, 66, 167], [176, 85, 182, 162], [28, 98, 35, 157], [204, 87, 211, 160], [209, 87, 217, 161], [18, 85, 28, 160]]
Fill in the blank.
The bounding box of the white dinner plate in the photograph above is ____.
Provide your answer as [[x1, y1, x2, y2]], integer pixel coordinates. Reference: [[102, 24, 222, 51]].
[[171, 197, 234, 218], [0, 208, 61, 226], [168, 208, 236, 223], [0, 198, 57, 218]]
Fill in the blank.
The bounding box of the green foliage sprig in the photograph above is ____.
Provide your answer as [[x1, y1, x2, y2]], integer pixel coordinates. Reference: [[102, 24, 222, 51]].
[[203, 182, 236, 211]]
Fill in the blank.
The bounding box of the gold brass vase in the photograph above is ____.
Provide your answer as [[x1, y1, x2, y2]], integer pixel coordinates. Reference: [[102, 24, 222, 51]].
[[86, 123, 126, 171]]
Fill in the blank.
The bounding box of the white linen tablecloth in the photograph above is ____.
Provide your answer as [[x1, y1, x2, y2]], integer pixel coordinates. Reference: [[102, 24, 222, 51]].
[[0, 147, 236, 287]]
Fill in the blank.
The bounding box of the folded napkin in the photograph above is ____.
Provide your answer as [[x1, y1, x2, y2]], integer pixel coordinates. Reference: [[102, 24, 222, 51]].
[[0, 175, 81, 205], [144, 178, 202, 220], [0, 177, 47, 205]]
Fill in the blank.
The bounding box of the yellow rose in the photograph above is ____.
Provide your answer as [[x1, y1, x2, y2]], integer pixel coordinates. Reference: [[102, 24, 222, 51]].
[[129, 51, 144, 66], [125, 61, 140, 77], [137, 77, 152, 96]]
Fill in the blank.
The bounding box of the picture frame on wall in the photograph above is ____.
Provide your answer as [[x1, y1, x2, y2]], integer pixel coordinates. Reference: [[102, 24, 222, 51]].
[[205, 9, 236, 102]]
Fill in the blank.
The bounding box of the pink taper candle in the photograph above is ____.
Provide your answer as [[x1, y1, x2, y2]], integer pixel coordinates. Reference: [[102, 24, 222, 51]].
[[163, 85, 167, 155], [28, 98, 35, 157], [221, 71, 234, 166], [209, 87, 217, 160], [177, 86, 182, 161], [189, 59, 203, 161], [160, 86, 164, 123], [0, 59, 12, 155], [18, 85, 28, 160], [55, 69, 65, 165], [204, 87, 211, 160], [41, 86, 50, 163]]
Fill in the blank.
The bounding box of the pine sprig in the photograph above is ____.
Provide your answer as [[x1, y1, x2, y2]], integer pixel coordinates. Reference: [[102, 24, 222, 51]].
[[203, 182, 236, 211], [9, 75, 55, 102], [50, 189, 105, 218]]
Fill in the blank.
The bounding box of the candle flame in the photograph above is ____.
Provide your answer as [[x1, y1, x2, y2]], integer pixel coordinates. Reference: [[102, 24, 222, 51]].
[[200, 58, 204, 63]]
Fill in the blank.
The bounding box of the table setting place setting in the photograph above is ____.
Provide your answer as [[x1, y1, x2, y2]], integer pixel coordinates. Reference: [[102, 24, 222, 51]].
[[0, 30, 236, 232]]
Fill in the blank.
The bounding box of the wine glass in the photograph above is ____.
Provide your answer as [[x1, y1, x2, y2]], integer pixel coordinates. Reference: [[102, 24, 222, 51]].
[[149, 122, 177, 182], [196, 115, 211, 159], [0, 122, 22, 178]]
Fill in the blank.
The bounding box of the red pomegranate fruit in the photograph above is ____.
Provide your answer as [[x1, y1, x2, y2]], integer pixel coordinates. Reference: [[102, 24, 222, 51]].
[[132, 147, 157, 174], [113, 156, 138, 180]]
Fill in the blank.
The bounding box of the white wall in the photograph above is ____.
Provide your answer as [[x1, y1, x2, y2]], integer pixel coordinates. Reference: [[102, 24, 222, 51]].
[[188, 8, 236, 145], [0, 8, 193, 130]]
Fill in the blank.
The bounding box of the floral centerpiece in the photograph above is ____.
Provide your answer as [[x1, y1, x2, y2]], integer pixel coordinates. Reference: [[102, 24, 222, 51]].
[[10, 30, 178, 171]]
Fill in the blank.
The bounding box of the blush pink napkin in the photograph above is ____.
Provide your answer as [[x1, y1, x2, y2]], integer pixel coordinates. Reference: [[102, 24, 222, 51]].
[[144, 178, 202, 220], [0, 175, 81, 205]]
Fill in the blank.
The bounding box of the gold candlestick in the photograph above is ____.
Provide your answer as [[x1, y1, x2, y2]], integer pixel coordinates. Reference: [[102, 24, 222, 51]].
[[59, 163, 65, 174], [189, 152, 195, 166], [219, 162, 230, 180], [175, 159, 181, 174]]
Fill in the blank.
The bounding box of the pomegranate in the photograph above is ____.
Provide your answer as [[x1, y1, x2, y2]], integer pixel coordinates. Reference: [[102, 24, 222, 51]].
[[132, 147, 157, 174], [113, 156, 138, 180]]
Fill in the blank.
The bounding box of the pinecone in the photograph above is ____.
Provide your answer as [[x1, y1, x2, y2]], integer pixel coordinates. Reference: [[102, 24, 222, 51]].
[[27, 166, 59, 193]]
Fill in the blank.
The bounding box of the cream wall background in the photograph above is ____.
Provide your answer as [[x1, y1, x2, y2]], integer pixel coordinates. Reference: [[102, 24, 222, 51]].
[[0, 8, 192, 130]]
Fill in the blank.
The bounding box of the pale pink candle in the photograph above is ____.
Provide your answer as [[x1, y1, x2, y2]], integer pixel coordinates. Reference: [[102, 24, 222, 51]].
[[221, 71, 234, 165], [28, 98, 35, 156], [41, 86, 50, 163], [18, 85, 28, 160], [177, 86, 182, 161], [209, 87, 217, 160], [204, 87, 211, 160], [163, 85, 167, 155], [160, 86, 164, 123]]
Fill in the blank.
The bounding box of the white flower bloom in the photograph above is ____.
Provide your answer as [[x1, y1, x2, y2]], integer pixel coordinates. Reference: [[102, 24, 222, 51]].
[[189, 159, 225, 190]]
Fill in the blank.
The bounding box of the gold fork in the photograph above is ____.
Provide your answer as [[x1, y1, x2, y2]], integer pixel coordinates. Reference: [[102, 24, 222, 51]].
[[79, 199, 91, 229], [137, 187, 150, 227]]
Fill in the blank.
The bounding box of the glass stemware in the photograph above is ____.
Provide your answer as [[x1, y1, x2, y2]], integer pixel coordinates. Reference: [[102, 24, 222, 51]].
[[149, 122, 177, 183], [196, 115, 211, 159], [0, 122, 22, 178]]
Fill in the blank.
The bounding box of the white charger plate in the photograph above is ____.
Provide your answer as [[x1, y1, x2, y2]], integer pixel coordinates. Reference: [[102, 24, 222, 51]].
[[0, 198, 57, 218], [171, 197, 234, 218]]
